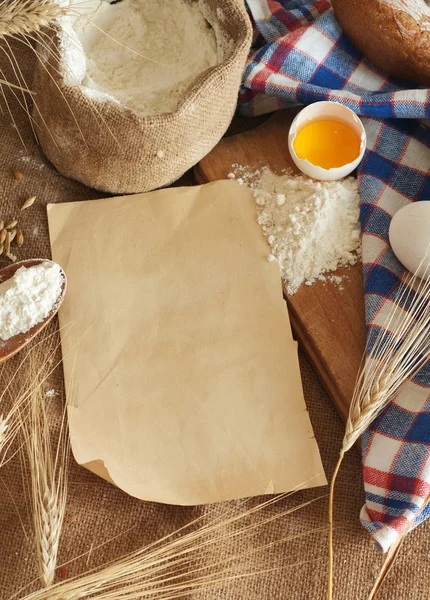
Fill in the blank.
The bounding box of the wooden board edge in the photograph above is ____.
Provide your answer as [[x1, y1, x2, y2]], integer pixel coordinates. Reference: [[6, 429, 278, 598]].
[[287, 300, 349, 423]]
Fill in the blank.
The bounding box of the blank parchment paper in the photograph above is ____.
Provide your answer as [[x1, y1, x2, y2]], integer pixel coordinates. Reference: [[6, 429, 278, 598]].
[[47, 181, 326, 505]]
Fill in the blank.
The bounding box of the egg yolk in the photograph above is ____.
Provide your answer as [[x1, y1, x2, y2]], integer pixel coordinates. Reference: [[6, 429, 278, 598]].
[[293, 119, 361, 170]]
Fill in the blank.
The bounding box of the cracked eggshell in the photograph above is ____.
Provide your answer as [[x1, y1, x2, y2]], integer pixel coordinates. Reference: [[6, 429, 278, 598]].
[[288, 101, 366, 181], [389, 201, 430, 280]]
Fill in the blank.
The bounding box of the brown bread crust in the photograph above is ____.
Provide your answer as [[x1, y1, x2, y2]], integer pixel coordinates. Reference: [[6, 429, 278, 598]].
[[332, 0, 430, 84]]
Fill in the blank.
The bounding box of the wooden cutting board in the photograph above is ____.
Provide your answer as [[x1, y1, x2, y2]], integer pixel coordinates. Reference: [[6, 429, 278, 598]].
[[195, 111, 366, 422]]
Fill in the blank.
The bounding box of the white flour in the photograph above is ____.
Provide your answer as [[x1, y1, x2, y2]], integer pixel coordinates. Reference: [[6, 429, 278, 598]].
[[0, 263, 64, 341], [231, 166, 361, 295], [67, 0, 218, 116], [18, 154, 45, 171]]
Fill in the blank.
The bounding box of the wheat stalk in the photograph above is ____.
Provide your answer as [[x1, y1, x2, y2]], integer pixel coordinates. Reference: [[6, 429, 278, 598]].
[[327, 261, 430, 600], [0, 414, 8, 450], [17, 490, 327, 600], [368, 481, 430, 598], [367, 535, 406, 599], [0, 325, 68, 468], [0, 357, 30, 464], [0, 349, 47, 467]]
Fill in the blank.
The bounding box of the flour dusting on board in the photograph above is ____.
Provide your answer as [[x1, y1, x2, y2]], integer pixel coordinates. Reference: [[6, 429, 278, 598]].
[[65, 0, 219, 116], [231, 166, 361, 295]]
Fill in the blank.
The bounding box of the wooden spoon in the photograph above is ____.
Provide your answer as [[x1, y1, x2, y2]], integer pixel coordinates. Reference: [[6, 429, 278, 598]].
[[0, 259, 67, 365]]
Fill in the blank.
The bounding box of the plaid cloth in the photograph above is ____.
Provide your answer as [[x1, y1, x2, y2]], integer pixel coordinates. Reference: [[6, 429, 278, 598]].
[[239, 0, 430, 552]]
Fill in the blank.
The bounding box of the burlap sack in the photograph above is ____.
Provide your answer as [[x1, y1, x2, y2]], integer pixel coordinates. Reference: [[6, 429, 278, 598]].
[[32, 0, 252, 194]]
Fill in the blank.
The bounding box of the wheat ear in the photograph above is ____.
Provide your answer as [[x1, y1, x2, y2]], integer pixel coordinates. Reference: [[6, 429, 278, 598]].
[[327, 262, 430, 600], [27, 399, 68, 588], [0, 354, 32, 464], [0, 0, 66, 38], [20, 340, 69, 589]]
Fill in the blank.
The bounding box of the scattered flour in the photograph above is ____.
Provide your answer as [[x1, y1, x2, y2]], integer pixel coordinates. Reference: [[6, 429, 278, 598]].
[[0, 263, 64, 341], [69, 0, 219, 116], [45, 389, 59, 399], [328, 275, 345, 289], [18, 155, 45, 171], [231, 166, 361, 295]]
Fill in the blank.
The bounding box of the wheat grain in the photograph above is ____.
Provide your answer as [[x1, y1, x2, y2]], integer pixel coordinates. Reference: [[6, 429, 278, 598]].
[[6, 218, 17, 229], [21, 196, 36, 210], [5, 230, 11, 253]]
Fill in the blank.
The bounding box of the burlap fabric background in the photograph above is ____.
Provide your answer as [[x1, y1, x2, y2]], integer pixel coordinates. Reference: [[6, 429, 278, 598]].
[[33, 0, 252, 194], [1, 42, 430, 600]]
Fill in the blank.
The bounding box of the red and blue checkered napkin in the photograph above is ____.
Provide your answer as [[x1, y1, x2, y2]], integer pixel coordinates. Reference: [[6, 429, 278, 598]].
[[239, 0, 430, 552]]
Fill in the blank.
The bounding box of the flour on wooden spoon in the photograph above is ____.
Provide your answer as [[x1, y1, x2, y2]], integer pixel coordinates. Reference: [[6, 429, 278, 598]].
[[0, 263, 64, 341]]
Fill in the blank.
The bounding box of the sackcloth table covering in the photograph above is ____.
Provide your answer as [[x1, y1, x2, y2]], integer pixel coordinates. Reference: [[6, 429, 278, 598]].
[[1, 35, 430, 600], [240, 0, 430, 552]]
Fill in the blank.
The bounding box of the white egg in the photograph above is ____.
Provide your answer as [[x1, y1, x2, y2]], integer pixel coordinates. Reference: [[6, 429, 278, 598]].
[[389, 201, 430, 280], [288, 101, 366, 181]]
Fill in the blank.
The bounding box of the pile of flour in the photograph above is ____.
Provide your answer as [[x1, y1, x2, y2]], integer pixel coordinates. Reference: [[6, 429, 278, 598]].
[[69, 0, 218, 116], [230, 166, 361, 295], [0, 263, 64, 341]]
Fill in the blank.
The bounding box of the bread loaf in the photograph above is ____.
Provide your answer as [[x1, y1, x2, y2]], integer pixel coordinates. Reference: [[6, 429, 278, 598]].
[[332, 0, 430, 84]]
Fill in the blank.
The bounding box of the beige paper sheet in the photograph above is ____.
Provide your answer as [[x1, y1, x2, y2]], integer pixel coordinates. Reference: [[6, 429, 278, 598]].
[[47, 181, 326, 505]]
